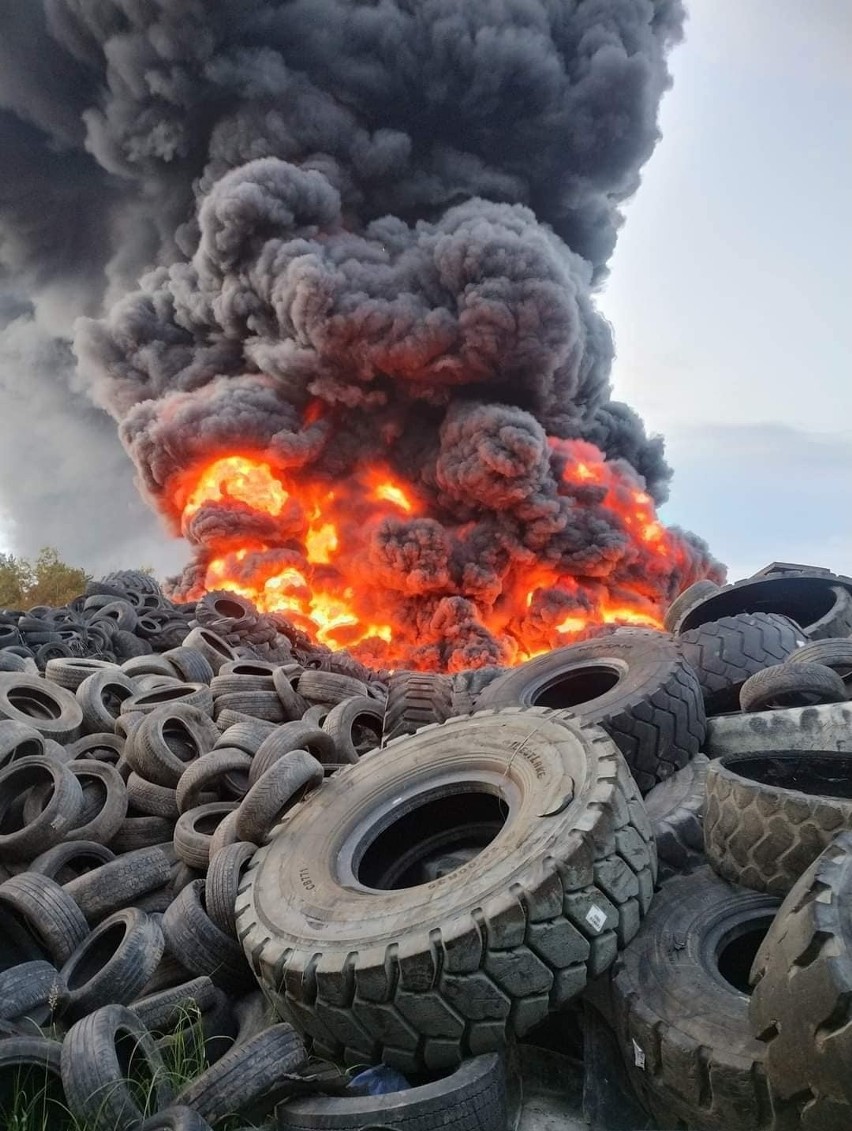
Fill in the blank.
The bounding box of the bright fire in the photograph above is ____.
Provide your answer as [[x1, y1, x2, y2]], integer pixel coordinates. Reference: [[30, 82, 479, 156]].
[[172, 442, 707, 671]]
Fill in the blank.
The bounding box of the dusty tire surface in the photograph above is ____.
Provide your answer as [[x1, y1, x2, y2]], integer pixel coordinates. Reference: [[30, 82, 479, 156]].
[[750, 831, 852, 1130], [643, 753, 709, 878], [278, 1052, 506, 1131], [739, 661, 847, 712], [677, 613, 808, 714], [381, 671, 453, 746], [677, 575, 852, 641], [704, 750, 852, 895], [610, 867, 792, 1130], [475, 635, 705, 794], [238, 707, 656, 1070]]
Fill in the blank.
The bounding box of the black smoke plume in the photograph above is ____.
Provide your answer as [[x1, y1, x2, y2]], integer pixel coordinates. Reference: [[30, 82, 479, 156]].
[[0, 0, 723, 667]]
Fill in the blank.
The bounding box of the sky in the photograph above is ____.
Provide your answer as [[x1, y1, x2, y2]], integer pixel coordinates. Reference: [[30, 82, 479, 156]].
[[599, 0, 852, 581], [1, 0, 850, 586]]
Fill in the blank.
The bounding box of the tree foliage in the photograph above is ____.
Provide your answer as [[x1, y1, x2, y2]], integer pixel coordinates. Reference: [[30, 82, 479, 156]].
[[0, 547, 90, 610]]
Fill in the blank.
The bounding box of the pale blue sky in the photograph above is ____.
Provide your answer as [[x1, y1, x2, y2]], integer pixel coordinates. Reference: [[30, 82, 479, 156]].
[[599, 0, 852, 580]]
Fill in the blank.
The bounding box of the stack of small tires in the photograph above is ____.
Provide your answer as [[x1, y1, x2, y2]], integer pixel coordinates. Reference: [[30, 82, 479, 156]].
[[1, 561, 852, 1130]]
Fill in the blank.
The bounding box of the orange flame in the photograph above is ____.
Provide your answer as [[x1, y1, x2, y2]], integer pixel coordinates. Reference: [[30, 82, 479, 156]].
[[172, 437, 711, 670]]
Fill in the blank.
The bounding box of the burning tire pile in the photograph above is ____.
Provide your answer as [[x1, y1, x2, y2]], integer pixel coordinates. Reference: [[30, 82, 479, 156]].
[[1, 563, 852, 1130]]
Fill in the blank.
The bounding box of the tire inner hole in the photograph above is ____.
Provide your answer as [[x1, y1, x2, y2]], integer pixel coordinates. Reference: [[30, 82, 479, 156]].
[[734, 753, 852, 799], [716, 919, 773, 995], [533, 664, 621, 710], [357, 789, 507, 890]]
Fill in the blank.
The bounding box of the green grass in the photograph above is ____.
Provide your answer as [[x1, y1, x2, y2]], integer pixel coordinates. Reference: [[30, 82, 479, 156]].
[[0, 1004, 271, 1131]]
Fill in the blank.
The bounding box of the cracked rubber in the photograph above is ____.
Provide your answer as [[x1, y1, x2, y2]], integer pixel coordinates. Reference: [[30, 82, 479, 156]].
[[381, 671, 453, 746], [643, 753, 709, 879], [610, 867, 793, 1130], [475, 635, 706, 794], [677, 613, 808, 714], [750, 831, 852, 1130], [237, 707, 656, 1071], [704, 751, 852, 895]]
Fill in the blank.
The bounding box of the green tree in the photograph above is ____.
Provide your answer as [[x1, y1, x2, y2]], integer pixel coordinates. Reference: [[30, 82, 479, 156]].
[[0, 547, 90, 610]]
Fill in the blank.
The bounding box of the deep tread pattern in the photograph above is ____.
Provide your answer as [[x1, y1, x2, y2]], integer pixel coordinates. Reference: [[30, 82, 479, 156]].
[[611, 868, 793, 1131], [644, 754, 709, 879], [677, 613, 807, 714], [751, 832, 852, 1130], [238, 709, 656, 1070], [705, 752, 852, 895], [381, 672, 452, 746]]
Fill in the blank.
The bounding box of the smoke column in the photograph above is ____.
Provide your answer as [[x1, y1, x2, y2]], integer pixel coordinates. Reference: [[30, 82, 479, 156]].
[[0, 0, 723, 668]]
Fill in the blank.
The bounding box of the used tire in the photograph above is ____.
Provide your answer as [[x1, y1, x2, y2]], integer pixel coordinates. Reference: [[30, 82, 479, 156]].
[[65, 845, 175, 924], [0, 673, 83, 743], [0, 960, 66, 1023], [381, 671, 452, 746], [238, 707, 656, 1070], [705, 750, 852, 895], [249, 721, 337, 784], [677, 575, 852, 642], [61, 1003, 174, 1131], [175, 1022, 307, 1125], [610, 867, 789, 1130], [205, 843, 257, 937], [0, 1036, 65, 1122], [123, 683, 214, 719], [476, 635, 705, 794], [130, 975, 218, 1035], [59, 760, 128, 844], [128, 704, 220, 787], [664, 579, 723, 634], [0, 757, 84, 859], [29, 840, 115, 884], [787, 637, 852, 686], [174, 803, 238, 871], [163, 880, 254, 992], [278, 1052, 506, 1131], [750, 831, 852, 1130], [322, 697, 383, 763], [0, 719, 45, 764], [139, 1108, 214, 1131], [76, 668, 136, 733], [740, 661, 847, 712], [60, 907, 165, 1021], [677, 612, 807, 715], [643, 753, 709, 879], [0, 872, 90, 965], [235, 751, 323, 844]]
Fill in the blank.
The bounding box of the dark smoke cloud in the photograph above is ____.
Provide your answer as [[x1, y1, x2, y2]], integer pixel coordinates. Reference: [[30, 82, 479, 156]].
[[0, 0, 723, 665]]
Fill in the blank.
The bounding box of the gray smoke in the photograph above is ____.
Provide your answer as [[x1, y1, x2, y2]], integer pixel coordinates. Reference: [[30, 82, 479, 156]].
[[0, 0, 722, 665]]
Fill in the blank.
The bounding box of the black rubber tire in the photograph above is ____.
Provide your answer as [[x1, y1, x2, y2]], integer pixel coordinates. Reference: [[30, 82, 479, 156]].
[[297, 670, 369, 708], [0, 755, 83, 859], [174, 803, 238, 871], [110, 814, 176, 853], [449, 667, 508, 717], [0, 719, 46, 763], [476, 635, 706, 795], [0, 872, 90, 965], [677, 612, 808, 715], [278, 1052, 507, 1131], [122, 655, 180, 680], [124, 683, 215, 718], [322, 696, 383, 762], [0, 1035, 65, 1122], [29, 840, 116, 884], [176, 749, 252, 813], [643, 753, 709, 879], [61, 1003, 174, 1131], [127, 772, 181, 820], [163, 880, 254, 992], [0, 960, 66, 1023], [238, 707, 656, 1070], [214, 718, 277, 755], [60, 907, 165, 1021], [130, 976, 218, 1035], [705, 750, 852, 895], [182, 628, 238, 674], [750, 831, 852, 1130], [61, 759, 128, 844], [67, 731, 125, 764], [249, 721, 337, 784], [205, 843, 256, 937], [610, 867, 788, 1130], [45, 657, 117, 691], [207, 809, 243, 860], [664, 579, 723, 634], [787, 637, 852, 685], [128, 704, 220, 787], [65, 845, 175, 923], [139, 1107, 214, 1130], [381, 671, 452, 746], [0, 673, 83, 742], [161, 647, 214, 685], [740, 661, 847, 712], [76, 668, 137, 733], [677, 575, 852, 641], [272, 665, 310, 721], [175, 1022, 307, 1126], [213, 690, 286, 724], [235, 751, 324, 844]]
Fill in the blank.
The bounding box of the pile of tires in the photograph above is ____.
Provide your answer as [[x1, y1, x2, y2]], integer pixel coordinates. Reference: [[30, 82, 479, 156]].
[[2, 559, 852, 1129]]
